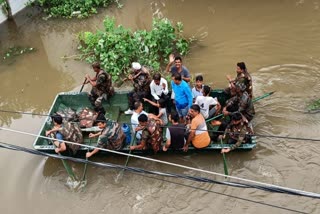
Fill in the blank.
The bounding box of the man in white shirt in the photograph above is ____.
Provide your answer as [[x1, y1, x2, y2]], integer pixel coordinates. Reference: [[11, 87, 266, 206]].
[[131, 101, 148, 140], [195, 85, 221, 119], [149, 73, 170, 114]]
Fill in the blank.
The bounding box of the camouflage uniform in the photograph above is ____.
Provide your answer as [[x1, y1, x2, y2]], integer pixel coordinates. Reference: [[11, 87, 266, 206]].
[[97, 119, 125, 150], [58, 122, 84, 155], [140, 119, 163, 153], [224, 120, 253, 151], [225, 71, 253, 97], [128, 66, 152, 110], [225, 91, 255, 121], [89, 70, 114, 109]]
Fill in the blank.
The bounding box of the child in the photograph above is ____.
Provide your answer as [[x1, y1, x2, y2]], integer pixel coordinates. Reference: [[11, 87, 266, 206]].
[[192, 75, 204, 102], [143, 98, 168, 125]]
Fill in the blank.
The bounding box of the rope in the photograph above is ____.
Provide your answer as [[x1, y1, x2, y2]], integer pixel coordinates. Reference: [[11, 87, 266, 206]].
[[1, 126, 320, 199]]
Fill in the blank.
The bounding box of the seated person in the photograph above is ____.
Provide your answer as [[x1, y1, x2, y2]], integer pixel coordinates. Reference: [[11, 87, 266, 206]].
[[163, 113, 186, 151], [220, 112, 254, 153], [143, 98, 168, 125], [86, 113, 125, 158], [130, 114, 163, 153], [125, 62, 151, 114], [194, 85, 221, 120], [46, 114, 83, 155], [183, 104, 210, 151], [131, 101, 148, 140], [192, 75, 204, 102]]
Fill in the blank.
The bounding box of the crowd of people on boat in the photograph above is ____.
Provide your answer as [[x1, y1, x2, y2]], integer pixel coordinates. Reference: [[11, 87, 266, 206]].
[[46, 54, 255, 157]]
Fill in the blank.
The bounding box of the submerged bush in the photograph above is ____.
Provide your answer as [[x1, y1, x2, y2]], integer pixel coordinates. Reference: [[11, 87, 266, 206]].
[[77, 16, 194, 83], [29, 0, 122, 18]]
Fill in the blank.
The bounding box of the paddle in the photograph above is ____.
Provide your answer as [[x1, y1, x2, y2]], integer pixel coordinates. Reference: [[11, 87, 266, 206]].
[[79, 78, 88, 93], [220, 138, 229, 176], [206, 91, 275, 123]]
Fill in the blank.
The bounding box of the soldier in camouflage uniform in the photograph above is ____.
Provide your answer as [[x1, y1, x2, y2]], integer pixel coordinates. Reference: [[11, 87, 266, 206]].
[[220, 112, 254, 153], [225, 62, 253, 98], [124, 62, 152, 114], [86, 113, 125, 158], [46, 114, 83, 155], [129, 114, 163, 153], [85, 62, 114, 114], [223, 82, 255, 122]]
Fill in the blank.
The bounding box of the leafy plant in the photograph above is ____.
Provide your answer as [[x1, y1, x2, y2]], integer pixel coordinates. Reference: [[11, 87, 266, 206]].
[[1, 46, 36, 61], [307, 99, 320, 112], [28, 0, 122, 19], [77, 16, 194, 83]]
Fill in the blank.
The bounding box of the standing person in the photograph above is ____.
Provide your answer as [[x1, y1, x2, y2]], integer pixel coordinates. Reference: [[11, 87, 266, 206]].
[[85, 62, 114, 114], [223, 82, 255, 122], [143, 98, 168, 125], [86, 113, 125, 158], [220, 112, 253, 154], [125, 62, 151, 114], [45, 114, 83, 155], [149, 73, 170, 114], [195, 85, 221, 120], [171, 73, 193, 123], [166, 54, 191, 82], [130, 114, 163, 153], [163, 113, 186, 151], [192, 75, 204, 102], [225, 62, 253, 98], [183, 105, 210, 151], [131, 101, 148, 140]]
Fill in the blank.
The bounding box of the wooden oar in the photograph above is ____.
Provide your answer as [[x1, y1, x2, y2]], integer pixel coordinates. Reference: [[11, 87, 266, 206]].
[[206, 91, 275, 123], [220, 138, 229, 176], [79, 78, 87, 93], [116, 135, 136, 181]]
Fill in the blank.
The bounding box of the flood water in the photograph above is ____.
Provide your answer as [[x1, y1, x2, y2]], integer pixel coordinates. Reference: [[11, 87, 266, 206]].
[[1, 0, 320, 213]]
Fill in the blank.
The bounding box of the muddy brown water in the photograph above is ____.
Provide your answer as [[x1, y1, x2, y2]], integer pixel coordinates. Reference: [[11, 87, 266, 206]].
[[1, 0, 320, 213]]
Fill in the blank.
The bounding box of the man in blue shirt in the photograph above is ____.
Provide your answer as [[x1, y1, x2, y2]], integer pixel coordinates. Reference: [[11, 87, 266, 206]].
[[171, 73, 193, 123]]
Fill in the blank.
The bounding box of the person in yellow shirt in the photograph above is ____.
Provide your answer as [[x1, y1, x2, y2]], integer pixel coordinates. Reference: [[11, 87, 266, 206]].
[[183, 104, 210, 152]]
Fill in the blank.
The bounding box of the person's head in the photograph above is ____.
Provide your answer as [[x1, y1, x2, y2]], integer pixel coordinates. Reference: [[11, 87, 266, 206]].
[[158, 98, 166, 108], [138, 114, 148, 127], [92, 62, 101, 73], [174, 56, 183, 69], [171, 113, 180, 124], [188, 104, 201, 118], [95, 113, 107, 129], [153, 73, 161, 85], [235, 82, 246, 94], [236, 62, 247, 74], [195, 75, 203, 88], [132, 62, 142, 72], [51, 114, 63, 125], [231, 112, 243, 125], [202, 85, 211, 96], [134, 101, 143, 112], [172, 73, 182, 85]]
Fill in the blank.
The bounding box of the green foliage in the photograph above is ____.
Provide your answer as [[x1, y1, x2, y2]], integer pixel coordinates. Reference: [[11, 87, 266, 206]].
[[1, 46, 36, 61], [78, 17, 193, 83], [29, 0, 122, 18], [307, 99, 320, 112]]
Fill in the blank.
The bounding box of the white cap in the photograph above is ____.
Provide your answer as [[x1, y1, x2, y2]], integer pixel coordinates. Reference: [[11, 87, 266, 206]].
[[132, 62, 141, 70]]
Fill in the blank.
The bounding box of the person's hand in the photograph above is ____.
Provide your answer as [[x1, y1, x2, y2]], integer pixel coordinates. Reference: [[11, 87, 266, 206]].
[[128, 74, 133, 80], [221, 148, 231, 154], [163, 145, 168, 152], [226, 75, 232, 81], [86, 152, 92, 158], [130, 146, 136, 150], [143, 98, 148, 102], [182, 144, 189, 152], [162, 83, 166, 89], [169, 54, 175, 63], [45, 131, 50, 136], [89, 133, 95, 138], [55, 148, 60, 154], [222, 109, 229, 116], [218, 135, 225, 140]]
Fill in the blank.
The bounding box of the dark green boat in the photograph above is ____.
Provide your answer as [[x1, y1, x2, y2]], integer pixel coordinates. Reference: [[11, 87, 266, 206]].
[[33, 89, 257, 154]]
